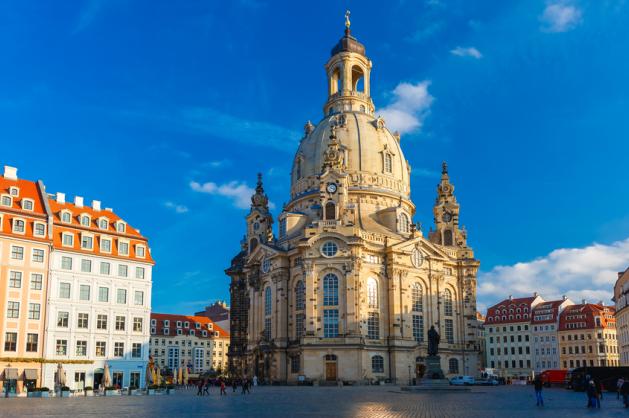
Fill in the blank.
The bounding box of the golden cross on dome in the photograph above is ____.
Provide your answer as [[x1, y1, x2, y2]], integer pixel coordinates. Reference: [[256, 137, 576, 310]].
[[345, 10, 351, 30]]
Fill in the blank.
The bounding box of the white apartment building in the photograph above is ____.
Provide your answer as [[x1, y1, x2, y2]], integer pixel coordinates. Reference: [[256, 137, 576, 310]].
[[531, 297, 573, 373], [42, 194, 153, 390]]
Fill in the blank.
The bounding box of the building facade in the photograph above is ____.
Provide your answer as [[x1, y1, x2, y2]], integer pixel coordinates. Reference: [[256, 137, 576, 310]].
[[0, 166, 51, 394], [227, 21, 481, 384], [558, 303, 619, 369], [42, 192, 154, 390], [614, 267, 629, 365], [484, 295, 544, 379], [530, 298, 573, 372], [195, 301, 230, 331], [150, 313, 229, 375]]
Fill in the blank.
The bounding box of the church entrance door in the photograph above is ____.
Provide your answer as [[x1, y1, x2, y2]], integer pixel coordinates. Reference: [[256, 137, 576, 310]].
[[324, 354, 337, 381]]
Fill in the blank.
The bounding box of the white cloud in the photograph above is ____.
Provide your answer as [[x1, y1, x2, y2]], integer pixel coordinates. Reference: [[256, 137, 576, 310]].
[[379, 81, 434, 135], [450, 46, 483, 59], [478, 238, 629, 310], [164, 201, 189, 214], [190, 180, 275, 210], [540, 0, 583, 33]]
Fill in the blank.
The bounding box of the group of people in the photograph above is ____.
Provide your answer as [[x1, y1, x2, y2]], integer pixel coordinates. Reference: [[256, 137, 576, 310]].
[[195, 376, 258, 397], [534, 374, 629, 409]]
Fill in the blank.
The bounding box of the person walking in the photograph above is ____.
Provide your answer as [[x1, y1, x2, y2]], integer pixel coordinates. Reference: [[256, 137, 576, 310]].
[[587, 380, 600, 408], [242, 378, 250, 395], [196, 379, 204, 396], [232, 378, 238, 393], [253, 375, 258, 387], [220, 379, 227, 396], [622, 378, 629, 408], [203, 379, 210, 396], [533, 376, 544, 407], [617, 377, 625, 400]]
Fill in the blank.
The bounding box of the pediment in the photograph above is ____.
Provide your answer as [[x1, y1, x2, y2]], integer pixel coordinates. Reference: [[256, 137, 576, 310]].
[[390, 236, 451, 261], [246, 242, 282, 265]]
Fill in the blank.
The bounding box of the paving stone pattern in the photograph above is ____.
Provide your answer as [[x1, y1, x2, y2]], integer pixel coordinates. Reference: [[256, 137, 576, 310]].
[[0, 385, 625, 417]]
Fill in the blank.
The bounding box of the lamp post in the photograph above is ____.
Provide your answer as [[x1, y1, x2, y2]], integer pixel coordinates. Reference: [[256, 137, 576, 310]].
[[408, 365, 411, 386]]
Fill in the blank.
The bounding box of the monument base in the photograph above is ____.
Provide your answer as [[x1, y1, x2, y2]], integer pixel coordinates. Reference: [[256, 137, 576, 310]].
[[399, 355, 470, 392], [425, 355, 445, 380]]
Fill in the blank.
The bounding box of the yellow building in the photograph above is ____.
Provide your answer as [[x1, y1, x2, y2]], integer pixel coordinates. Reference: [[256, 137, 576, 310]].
[[227, 17, 481, 384], [558, 303, 619, 369], [0, 166, 51, 395]]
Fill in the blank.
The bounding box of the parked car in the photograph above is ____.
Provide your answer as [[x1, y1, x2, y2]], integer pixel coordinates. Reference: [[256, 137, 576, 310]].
[[475, 378, 499, 386], [450, 376, 475, 386]]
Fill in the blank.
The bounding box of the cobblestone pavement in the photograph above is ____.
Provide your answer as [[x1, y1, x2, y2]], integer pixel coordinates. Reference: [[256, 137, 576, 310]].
[[0, 385, 626, 418]]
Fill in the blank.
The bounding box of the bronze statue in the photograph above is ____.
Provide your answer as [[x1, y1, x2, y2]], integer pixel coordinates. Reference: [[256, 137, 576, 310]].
[[427, 325, 440, 356]]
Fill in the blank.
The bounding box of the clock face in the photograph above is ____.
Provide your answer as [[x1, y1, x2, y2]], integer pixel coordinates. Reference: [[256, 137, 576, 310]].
[[326, 183, 338, 194], [442, 212, 452, 223], [411, 248, 424, 268]]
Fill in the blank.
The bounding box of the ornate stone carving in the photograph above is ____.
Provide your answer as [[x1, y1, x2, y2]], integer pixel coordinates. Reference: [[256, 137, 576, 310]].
[[304, 120, 315, 136]]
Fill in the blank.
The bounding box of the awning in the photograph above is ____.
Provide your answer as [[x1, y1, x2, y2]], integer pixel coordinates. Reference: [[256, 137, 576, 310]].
[[24, 369, 38, 380], [4, 368, 18, 380]]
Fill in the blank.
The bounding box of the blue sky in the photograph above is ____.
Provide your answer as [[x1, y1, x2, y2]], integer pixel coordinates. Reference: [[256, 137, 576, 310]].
[[2, 0, 629, 313]]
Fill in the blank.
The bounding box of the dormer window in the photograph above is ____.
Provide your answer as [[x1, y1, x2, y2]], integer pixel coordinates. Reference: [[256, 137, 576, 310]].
[[208, 323, 213, 330], [100, 237, 112, 253], [118, 241, 129, 256], [176, 329, 182, 335], [202, 330, 207, 337], [116, 221, 126, 233], [99, 218, 109, 229], [176, 321, 182, 328], [163, 319, 170, 327], [184, 321, 189, 328], [33, 222, 45, 236], [384, 152, 392, 173], [195, 323, 201, 329], [61, 211, 72, 223], [151, 319, 157, 326], [163, 328, 170, 335], [80, 215, 91, 227], [81, 234, 94, 250], [9, 187, 19, 196], [1, 195, 12, 206], [22, 199, 34, 211], [135, 245, 146, 258], [190, 329, 195, 336], [398, 213, 410, 233], [62, 233, 74, 247], [12, 219, 25, 233]]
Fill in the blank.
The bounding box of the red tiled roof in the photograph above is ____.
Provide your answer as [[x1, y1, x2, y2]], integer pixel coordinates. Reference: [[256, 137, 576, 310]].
[[485, 296, 538, 324], [151, 313, 229, 338], [0, 176, 49, 241], [531, 300, 565, 324], [558, 304, 615, 331]]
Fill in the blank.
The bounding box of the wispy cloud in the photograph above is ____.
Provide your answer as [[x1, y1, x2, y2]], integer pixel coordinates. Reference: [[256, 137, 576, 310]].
[[478, 238, 629, 310], [540, 0, 583, 33], [450, 46, 483, 59], [164, 201, 189, 214], [379, 81, 434, 135], [73, 0, 104, 34], [204, 159, 231, 168], [405, 21, 444, 43], [190, 179, 275, 210]]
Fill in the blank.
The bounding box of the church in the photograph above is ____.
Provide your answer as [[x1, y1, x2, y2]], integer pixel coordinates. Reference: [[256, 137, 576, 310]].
[[227, 16, 481, 384]]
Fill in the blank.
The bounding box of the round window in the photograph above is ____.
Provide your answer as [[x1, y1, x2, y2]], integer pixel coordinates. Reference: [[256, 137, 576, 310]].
[[261, 258, 271, 273], [321, 241, 338, 257], [411, 248, 424, 268]]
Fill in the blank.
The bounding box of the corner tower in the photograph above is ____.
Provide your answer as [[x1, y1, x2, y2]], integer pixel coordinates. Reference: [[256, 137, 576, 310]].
[[429, 162, 467, 247]]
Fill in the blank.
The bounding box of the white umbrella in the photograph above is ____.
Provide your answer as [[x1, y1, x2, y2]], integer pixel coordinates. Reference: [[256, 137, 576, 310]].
[[103, 363, 112, 388], [145, 362, 154, 386], [173, 368, 178, 385], [183, 367, 189, 386], [56, 364, 66, 387], [156, 367, 162, 385]]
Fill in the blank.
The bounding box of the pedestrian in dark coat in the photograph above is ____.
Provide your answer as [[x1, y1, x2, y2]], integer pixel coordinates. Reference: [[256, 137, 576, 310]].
[[196, 380, 203, 396], [533, 376, 544, 406]]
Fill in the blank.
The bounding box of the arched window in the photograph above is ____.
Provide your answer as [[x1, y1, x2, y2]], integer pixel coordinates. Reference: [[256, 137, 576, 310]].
[[384, 153, 392, 173], [444, 229, 453, 246], [371, 355, 384, 373], [444, 289, 453, 317], [448, 358, 459, 374], [265, 287, 272, 316], [367, 278, 378, 308], [323, 273, 339, 306], [330, 67, 340, 95], [325, 202, 336, 220], [351, 65, 364, 92], [295, 280, 305, 311], [399, 213, 410, 233], [295, 158, 302, 180], [411, 283, 423, 312], [324, 354, 337, 361]]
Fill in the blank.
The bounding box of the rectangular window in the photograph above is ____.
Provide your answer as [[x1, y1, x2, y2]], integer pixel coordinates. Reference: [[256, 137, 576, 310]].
[[98, 287, 109, 302], [56, 339, 68, 355], [30, 273, 43, 290], [32, 249, 45, 263], [11, 246, 24, 260], [291, 355, 300, 373], [81, 235, 93, 250], [79, 284, 90, 301], [76, 340, 87, 356], [77, 313, 89, 328], [61, 256, 73, 270], [4, 332, 17, 351], [132, 343, 142, 358], [367, 312, 379, 340], [115, 315, 126, 331], [62, 233, 74, 247], [136, 267, 145, 279], [7, 301, 20, 318], [12, 219, 25, 233], [114, 342, 124, 357], [119, 241, 129, 255], [101, 238, 112, 253], [100, 262, 110, 275], [97, 314, 108, 330], [57, 311, 69, 327], [295, 313, 305, 338], [136, 245, 146, 257], [167, 347, 180, 369], [96, 341, 106, 357], [445, 319, 454, 344], [264, 317, 272, 341], [412, 314, 424, 342], [28, 303, 41, 320], [9, 271, 22, 288], [26, 333, 38, 352], [80, 259, 92, 273], [118, 264, 128, 277], [59, 282, 71, 298], [34, 223, 45, 236], [133, 317, 143, 332], [323, 309, 339, 338], [117, 289, 127, 304], [134, 291, 144, 306]]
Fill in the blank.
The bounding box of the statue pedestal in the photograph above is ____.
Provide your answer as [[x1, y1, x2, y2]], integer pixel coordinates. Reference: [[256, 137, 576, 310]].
[[425, 355, 445, 380], [400, 355, 470, 391]]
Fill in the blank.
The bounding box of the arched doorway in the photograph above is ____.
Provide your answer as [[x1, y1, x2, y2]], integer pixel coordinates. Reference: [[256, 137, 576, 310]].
[[324, 354, 337, 381], [415, 357, 426, 381]]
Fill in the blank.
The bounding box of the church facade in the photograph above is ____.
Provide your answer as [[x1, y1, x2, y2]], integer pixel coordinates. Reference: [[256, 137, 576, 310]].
[[227, 20, 481, 384]]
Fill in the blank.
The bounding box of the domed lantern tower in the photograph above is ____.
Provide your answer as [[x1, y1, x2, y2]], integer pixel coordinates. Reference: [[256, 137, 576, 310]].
[[227, 13, 481, 384]]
